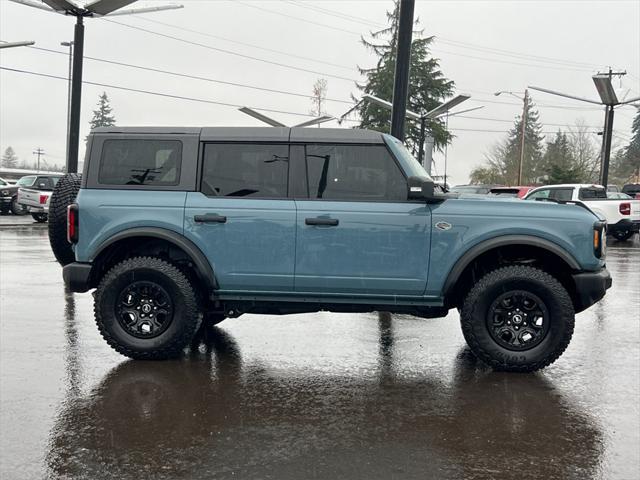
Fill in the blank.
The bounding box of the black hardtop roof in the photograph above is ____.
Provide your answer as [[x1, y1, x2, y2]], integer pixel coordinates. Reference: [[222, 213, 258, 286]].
[[91, 126, 386, 144]]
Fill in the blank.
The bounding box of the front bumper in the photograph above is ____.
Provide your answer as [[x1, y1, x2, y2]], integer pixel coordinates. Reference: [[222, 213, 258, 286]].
[[572, 268, 612, 313], [63, 262, 92, 293], [608, 219, 640, 233]]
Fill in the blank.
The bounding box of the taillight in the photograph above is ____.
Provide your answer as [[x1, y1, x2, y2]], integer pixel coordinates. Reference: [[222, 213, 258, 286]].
[[619, 203, 631, 215], [67, 204, 78, 243], [39, 194, 48, 205]]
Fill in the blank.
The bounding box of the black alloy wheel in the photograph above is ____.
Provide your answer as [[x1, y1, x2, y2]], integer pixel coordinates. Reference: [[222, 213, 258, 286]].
[[487, 291, 549, 351], [117, 281, 174, 339]]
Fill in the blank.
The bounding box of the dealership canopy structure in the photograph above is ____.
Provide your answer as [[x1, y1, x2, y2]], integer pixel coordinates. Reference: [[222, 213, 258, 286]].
[[9, 0, 184, 174], [530, 71, 640, 186]]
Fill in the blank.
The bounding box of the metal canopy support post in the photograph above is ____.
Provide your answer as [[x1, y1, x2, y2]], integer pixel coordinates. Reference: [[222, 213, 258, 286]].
[[417, 117, 426, 166], [67, 15, 84, 174], [390, 0, 415, 141], [600, 105, 615, 186]]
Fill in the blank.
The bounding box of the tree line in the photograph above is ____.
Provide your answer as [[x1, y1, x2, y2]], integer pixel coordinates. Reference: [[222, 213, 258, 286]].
[[470, 102, 640, 186]]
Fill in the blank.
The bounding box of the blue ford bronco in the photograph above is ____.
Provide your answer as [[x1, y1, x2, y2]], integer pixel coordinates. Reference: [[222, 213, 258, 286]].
[[55, 127, 611, 371]]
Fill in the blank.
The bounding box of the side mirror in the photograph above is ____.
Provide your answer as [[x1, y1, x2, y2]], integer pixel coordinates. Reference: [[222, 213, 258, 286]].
[[407, 176, 435, 201]]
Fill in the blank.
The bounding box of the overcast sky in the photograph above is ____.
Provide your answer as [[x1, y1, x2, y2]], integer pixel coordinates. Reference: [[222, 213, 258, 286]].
[[1, 0, 639, 185]]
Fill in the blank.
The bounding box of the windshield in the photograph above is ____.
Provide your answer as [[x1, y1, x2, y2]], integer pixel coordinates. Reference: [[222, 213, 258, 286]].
[[17, 176, 36, 187], [382, 134, 432, 180], [0, 178, 7, 186]]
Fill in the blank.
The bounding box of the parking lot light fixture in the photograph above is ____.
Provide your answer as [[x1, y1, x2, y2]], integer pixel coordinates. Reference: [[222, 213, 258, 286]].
[[8, 0, 184, 174], [0, 40, 35, 49]]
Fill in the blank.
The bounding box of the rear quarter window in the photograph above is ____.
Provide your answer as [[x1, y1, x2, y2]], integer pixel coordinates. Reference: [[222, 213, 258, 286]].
[[98, 139, 182, 186]]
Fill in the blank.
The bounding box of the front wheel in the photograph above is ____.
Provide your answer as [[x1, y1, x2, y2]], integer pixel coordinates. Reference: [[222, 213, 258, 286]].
[[32, 213, 48, 223], [611, 229, 634, 241], [94, 257, 202, 360], [460, 265, 574, 372]]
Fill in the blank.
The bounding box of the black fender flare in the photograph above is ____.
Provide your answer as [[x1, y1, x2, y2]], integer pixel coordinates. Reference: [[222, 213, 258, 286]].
[[442, 235, 580, 298], [91, 227, 218, 291]]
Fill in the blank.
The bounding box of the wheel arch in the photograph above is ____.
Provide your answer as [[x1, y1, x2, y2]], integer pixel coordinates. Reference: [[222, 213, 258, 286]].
[[443, 235, 580, 308], [90, 227, 218, 292]]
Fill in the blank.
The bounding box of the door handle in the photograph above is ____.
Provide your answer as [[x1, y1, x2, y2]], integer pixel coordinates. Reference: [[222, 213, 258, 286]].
[[194, 213, 227, 223], [305, 217, 339, 226]]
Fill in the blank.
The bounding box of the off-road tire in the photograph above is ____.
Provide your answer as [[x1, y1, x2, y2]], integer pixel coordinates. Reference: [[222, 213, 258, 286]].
[[32, 212, 48, 223], [48, 173, 82, 266], [11, 197, 27, 215], [611, 229, 634, 242], [460, 265, 574, 372], [95, 256, 202, 360]]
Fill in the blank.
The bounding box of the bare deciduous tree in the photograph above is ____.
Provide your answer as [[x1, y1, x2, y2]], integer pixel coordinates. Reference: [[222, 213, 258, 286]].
[[310, 78, 328, 122]]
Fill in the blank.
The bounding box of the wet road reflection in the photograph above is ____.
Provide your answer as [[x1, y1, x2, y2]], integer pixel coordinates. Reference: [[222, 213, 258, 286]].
[[45, 331, 604, 480], [0, 228, 638, 479]]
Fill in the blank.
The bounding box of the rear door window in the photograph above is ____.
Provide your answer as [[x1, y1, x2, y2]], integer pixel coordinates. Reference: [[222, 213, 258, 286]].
[[578, 187, 607, 200], [98, 139, 182, 186], [550, 188, 573, 201], [201, 144, 289, 198], [304, 144, 406, 201]]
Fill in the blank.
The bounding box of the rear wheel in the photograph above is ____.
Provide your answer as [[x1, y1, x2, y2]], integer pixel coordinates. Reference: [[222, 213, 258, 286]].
[[48, 173, 82, 265], [32, 213, 48, 223], [460, 265, 574, 372], [11, 197, 27, 215], [611, 229, 634, 241], [95, 256, 202, 360]]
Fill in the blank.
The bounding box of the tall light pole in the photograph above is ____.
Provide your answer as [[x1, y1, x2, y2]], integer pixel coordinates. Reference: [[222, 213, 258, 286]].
[[529, 70, 639, 186], [9, 0, 184, 174], [495, 90, 529, 185], [61, 41, 73, 168], [390, 0, 415, 141]]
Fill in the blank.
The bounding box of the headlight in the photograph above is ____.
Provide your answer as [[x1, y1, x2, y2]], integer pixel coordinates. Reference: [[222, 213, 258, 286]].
[[0, 190, 9, 196], [593, 221, 606, 259]]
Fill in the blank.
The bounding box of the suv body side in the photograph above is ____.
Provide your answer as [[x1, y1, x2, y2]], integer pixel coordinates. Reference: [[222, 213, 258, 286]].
[[73, 127, 605, 311]]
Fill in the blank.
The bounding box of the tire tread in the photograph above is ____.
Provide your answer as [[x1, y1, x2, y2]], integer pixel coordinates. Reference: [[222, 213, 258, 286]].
[[94, 256, 201, 360], [460, 265, 574, 372]]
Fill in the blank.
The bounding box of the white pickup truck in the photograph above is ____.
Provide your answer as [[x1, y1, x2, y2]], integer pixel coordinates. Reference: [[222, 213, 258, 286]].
[[524, 184, 640, 241], [17, 174, 63, 223]]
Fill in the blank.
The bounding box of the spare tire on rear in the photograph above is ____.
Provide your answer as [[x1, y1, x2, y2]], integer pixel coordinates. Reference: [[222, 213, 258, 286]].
[[48, 173, 82, 266]]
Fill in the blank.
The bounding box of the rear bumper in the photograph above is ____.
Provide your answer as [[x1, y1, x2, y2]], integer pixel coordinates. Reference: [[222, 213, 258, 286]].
[[572, 268, 612, 313], [608, 219, 640, 233], [63, 262, 92, 293]]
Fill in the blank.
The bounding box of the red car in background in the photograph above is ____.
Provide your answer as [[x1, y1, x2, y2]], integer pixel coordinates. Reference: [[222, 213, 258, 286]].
[[489, 186, 535, 198]]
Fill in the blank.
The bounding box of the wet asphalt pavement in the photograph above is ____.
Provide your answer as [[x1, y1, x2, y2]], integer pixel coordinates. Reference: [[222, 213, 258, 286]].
[[0, 221, 639, 480]]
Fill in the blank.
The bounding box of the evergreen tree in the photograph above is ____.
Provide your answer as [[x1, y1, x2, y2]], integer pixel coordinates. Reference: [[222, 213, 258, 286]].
[[89, 92, 116, 130], [469, 101, 544, 185], [610, 107, 640, 184], [543, 131, 583, 183], [1, 146, 18, 168], [355, 2, 454, 153]]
